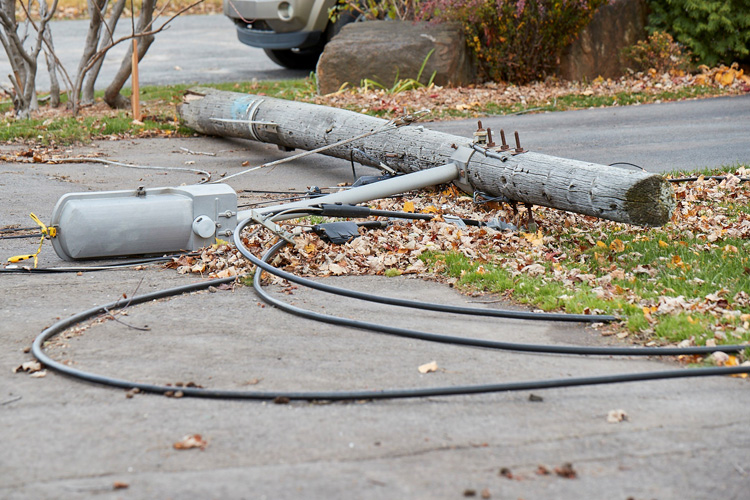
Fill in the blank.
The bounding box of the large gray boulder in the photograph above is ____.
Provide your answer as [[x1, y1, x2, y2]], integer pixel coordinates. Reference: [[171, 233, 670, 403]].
[[316, 20, 476, 95], [559, 0, 648, 80]]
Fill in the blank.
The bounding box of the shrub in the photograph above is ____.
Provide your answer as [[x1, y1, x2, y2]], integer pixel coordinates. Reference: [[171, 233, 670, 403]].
[[621, 31, 693, 73], [336, 0, 422, 21], [417, 0, 609, 84], [647, 0, 750, 67]]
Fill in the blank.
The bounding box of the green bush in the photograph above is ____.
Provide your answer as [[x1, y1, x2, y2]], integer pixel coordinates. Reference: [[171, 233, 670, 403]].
[[336, 0, 421, 20], [647, 0, 750, 67], [418, 0, 608, 84], [621, 31, 693, 73]]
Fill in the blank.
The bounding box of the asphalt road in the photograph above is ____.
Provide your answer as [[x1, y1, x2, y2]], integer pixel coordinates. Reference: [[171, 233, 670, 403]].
[[0, 14, 306, 92], [427, 94, 750, 173]]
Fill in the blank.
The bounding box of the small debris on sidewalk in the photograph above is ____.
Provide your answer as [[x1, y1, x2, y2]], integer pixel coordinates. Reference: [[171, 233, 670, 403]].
[[173, 434, 207, 451], [607, 409, 629, 423], [536, 465, 550, 475], [13, 360, 42, 374], [554, 462, 577, 479], [418, 360, 438, 374]]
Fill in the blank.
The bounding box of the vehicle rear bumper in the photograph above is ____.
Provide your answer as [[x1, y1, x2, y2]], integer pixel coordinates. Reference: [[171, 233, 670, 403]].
[[235, 23, 323, 49]]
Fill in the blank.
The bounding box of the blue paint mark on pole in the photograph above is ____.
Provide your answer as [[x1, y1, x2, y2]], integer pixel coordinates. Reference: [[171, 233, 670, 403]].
[[231, 95, 258, 120]]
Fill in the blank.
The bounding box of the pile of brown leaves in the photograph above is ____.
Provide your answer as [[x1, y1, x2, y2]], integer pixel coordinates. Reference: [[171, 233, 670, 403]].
[[315, 66, 750, 118], [175, 172, 750, 282], [171, 168, 750, 345]]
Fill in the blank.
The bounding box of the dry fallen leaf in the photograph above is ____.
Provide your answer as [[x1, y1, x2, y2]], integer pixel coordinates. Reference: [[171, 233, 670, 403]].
[[418, 360, 438, 374], [13, 360, 42, 374], [173, 434, 208, 451], [523, 230, 544, 247], [554, 462, 577, 479], [606, 409, 628, 423], [609, 238, 625, 252]]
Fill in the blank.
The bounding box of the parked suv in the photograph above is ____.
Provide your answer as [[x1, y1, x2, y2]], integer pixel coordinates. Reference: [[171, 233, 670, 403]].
[[224, 0, 352, 70]]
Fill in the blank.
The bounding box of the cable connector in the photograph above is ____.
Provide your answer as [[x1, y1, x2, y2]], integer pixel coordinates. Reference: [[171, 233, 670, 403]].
[[318, 204, 371, 218], [7, 213, 55, 268]]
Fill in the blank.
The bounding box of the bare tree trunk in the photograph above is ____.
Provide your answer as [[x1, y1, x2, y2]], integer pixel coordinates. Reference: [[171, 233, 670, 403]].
[[103, 0, 156, 109], [0, 0, 58, 117], [74, 0, 107, 106], [82, 0, 126, 104], [179, 88, 675, 226], [39, 0, 60, 107]]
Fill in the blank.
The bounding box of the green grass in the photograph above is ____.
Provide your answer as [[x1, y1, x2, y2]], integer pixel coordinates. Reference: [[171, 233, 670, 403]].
[[421, 169, 750, 348], [425, 251, 644, 328], [0, 78, 315, 145], [1, 75, 736, 145], [480, 85, 726, 119]]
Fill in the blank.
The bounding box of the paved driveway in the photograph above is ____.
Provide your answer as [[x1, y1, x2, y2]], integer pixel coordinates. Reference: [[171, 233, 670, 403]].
[[1, 97, 749, 498]]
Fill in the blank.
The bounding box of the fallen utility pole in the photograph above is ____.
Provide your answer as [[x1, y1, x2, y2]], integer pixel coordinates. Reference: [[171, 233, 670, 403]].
[[180, 88, 674, 227]]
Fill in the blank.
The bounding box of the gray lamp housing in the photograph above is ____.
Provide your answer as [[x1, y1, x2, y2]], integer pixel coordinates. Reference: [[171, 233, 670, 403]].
[[50, 184, 237, 260]]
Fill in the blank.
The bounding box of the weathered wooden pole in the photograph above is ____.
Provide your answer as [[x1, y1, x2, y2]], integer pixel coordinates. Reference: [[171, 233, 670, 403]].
[[179, 88, 674, 226]]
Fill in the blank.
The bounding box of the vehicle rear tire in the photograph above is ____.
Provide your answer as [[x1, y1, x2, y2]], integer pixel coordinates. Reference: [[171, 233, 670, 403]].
[[263, 12, 358, 70], [263, 46, 324, 70]]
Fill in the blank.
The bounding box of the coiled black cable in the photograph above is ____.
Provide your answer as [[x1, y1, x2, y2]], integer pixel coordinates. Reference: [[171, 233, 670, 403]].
[[29, 239, 750, 401], [236, 221, 748, 357]]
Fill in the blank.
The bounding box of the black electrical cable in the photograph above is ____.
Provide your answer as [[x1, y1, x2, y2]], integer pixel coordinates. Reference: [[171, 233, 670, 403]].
[[242, 189, 310, 195], [30, 242, 750, 401], [668, 175, 750, 183], [244, 237, 749, 357], [0, 233, 42, 239], [0, 226, 37, 233], [315, 204, 484, 227], [605, 162, 750, 183], [1, 254, 199, 274], [609, 162, 646, 171]]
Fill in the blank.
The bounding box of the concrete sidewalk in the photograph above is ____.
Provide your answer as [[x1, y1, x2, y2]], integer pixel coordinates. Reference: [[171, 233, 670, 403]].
[[2, 110, 749, 499]]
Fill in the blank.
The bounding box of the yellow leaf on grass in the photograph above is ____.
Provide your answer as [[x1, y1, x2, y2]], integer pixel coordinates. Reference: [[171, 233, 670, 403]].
[[403, 201, 415, 213], [596, 241, 607, 249], [523, 230, 544, 247], [609, 239, 625, 252], [659, 240, 669, 248]]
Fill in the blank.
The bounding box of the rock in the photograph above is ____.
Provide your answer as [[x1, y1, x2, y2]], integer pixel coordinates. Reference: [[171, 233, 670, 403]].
[[316, 20, 476, 95], [558, 0, 648, 81]]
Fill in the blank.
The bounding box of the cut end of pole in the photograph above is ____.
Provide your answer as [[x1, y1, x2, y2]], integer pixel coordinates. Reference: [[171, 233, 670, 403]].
[[625, 175, 676, 226]]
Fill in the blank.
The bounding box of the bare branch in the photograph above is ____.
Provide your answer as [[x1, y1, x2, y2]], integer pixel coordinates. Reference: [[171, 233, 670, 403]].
[[9, 1, 73, 91], [78, 0, 204, 79]]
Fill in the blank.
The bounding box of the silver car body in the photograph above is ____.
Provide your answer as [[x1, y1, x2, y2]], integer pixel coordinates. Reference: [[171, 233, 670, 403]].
[[224, 0, 339, 50]]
